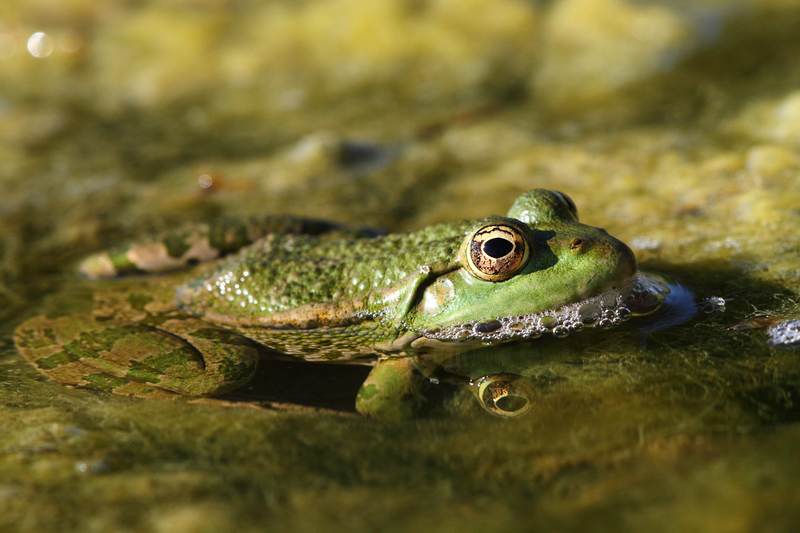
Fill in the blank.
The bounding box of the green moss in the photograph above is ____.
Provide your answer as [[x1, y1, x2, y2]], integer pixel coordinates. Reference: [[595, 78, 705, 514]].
[[36, 350, 78, 370], [127, 292, 153, 311], [162, 230, 193, 259], [84, 373, 129, 392], [125, 362, 163, 384], [356, 383, 378, 402], [3, 0, 800, 531]]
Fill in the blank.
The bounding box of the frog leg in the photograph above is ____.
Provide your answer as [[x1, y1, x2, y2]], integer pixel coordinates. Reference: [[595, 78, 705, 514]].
[[14, 314, 259, 398], [354, 357, 428, 420], [79, 216, 379, 279]]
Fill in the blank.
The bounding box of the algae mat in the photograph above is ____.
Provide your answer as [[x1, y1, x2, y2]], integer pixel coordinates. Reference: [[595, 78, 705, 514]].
[[1, 1, 800, 531]]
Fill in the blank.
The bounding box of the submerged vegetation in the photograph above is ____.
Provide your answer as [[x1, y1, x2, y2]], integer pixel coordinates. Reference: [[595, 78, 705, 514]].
[[1, 0, 800, 531]]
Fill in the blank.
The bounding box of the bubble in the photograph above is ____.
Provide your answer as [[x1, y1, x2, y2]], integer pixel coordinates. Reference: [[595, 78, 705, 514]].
[[567, 320, 584, 333], [422, 274, 667, 345], [581, 315, 597, 327], [700, 296, 726, 314], [579, 301, 601, 320], [552, 325, 570, 338], [475, 320, 502, 334], [616, 307, 632, 321], [768, 320, 800, 348], [27, 32, 54, 58], [74, 459, 109, 475], [600, 292, 619, 308], [540, 315, 558, 330], [455, 329, 471, 340], [197, 174, 214, 189]]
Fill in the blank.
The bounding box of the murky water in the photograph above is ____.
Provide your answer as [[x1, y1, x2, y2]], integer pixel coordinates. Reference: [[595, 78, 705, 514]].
[[2, 0, 800, 531]]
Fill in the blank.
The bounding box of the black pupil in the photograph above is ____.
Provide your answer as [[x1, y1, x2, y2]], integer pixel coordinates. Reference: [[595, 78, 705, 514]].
[[483, 238, 514, 258]]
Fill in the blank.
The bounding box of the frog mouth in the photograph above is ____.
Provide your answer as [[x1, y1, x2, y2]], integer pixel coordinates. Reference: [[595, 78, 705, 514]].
[[419, 273, 670, 345]]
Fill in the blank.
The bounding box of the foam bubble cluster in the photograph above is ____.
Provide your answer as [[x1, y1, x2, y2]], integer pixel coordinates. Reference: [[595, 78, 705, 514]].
[[768, 320, 800, 348], [423, 273, 668, 344]]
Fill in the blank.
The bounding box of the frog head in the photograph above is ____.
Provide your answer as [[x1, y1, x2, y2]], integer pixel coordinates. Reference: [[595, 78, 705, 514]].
[[406, 189, 638, 351]]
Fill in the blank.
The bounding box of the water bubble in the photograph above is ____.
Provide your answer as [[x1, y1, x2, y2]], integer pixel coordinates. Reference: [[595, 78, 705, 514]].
[[475, 320, 502, 334], [27, 32, 53, 58], [568, 320, 584, 332], [616, 307, 632, 321], [197, 174, 214, 189], [700, 296, 726, 314], [540, 315, 557, 330], [74, 459, 110, 475], [767, 320, 800, 348], [600, 292, 619, 308], [455, 329, 470, 340], [422, 274, 666, 345], [581, 315, 597, 326], [579, 302, 601, 320], [552, 325, 570, 338]]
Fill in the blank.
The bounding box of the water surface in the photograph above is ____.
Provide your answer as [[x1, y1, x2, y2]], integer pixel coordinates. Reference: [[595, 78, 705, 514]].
[[2, 1, 800, 531]]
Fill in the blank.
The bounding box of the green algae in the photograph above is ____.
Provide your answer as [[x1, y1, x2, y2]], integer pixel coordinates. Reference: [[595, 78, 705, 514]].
[[2, 0, 800, 531]]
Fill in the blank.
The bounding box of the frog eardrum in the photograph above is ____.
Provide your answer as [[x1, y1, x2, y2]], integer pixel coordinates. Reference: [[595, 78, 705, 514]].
[[464, 222, 530, 282]]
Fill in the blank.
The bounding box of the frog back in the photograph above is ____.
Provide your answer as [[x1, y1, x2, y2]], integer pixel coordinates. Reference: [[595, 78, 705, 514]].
[[176, 222, 469, 330]]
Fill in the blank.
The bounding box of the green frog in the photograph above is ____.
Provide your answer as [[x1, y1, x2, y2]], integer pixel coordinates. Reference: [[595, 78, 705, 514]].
[[14, 189, 668, 419]]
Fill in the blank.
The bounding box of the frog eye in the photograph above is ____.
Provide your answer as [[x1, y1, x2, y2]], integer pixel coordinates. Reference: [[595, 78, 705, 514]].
[[465, 224, 529, 282]]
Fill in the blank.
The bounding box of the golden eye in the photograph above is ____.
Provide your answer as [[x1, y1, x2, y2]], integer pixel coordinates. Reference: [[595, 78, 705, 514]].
[[465, 223, 529, 282]]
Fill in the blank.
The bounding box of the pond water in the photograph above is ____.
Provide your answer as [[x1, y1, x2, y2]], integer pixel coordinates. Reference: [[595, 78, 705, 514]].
[[1, 0, 800, 531]]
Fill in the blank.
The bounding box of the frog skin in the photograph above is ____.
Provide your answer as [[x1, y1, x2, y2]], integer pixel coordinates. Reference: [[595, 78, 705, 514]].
[[14, 190, 660, 419]]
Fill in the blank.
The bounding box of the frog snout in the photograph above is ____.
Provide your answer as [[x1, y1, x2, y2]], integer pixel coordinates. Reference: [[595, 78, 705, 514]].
[[601, 235, 637, 280], [569, 234, 637, 279]]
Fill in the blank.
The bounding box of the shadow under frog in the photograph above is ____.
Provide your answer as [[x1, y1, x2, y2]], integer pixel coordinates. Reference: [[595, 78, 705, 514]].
[[15, 190, 687, 420]]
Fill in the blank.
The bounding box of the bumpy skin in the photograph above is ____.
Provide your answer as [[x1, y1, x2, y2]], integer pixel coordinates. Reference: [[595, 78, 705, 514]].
[[14, 190, 637, 416], [14, 276, 261, 398]]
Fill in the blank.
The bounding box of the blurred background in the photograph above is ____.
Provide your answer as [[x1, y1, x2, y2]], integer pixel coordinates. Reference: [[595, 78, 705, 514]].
[[2, 1, 800, 531], [2, 0, 799, 316]]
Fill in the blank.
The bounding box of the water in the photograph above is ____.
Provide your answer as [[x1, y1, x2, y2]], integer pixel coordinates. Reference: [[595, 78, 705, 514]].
[[2, 0, 800, 531]]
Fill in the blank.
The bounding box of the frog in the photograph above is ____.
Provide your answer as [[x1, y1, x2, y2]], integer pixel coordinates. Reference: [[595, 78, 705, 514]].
[[13, 189, 669, 419]]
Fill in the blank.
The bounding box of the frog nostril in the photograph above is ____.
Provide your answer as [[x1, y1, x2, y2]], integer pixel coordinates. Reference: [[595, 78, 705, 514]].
[[570, 238, 586, 252]]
